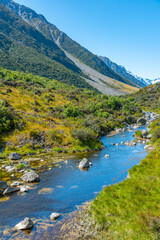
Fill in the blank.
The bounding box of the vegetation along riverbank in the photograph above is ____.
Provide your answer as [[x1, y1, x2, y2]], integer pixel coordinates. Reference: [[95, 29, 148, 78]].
[[49, 83, 160, 240], [0, 68, 160, 239]]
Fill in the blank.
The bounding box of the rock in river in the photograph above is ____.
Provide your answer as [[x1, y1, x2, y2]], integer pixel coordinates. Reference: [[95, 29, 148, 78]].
[[137, 117, 147, 126], [50, 213, 61, 220], [3, 186, 20, 195], [0, 181, 8, 191], [20, 185, 29, 193], [21, 170, 40, 183], [9, 152, 21, 160], [78, 158, 91, 169], [15, 217, 33, 230]]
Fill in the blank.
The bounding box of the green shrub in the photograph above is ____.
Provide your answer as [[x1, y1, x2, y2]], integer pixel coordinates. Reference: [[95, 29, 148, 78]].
[[72, 128, 97, 144], [63, 105, 83, 118], [0, 99, 15, 134], [135, 130, 142, 138], [29, 130, 40, 139]]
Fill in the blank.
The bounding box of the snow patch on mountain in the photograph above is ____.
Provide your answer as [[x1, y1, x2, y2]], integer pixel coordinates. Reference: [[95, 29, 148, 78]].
[[119, 65, 160, 86]]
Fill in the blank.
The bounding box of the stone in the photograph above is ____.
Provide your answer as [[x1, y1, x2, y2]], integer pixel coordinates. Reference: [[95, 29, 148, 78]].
[[21, 170, 40, 183], [137, 117, 147, 126], [11, 181, 22, 187], [9, 152, 21, 160], [146, 134, 152, 139], [5, 166, 15, 173], [50, 213, 60, 220], [19, 161, 30, 167], [78, 158, 91, 169], [20, 185, 29, 192], [15, 217, 33, 230], [142, 130, 149, 138], [3, 186, 19, 195], [0, 181, 8, 191]]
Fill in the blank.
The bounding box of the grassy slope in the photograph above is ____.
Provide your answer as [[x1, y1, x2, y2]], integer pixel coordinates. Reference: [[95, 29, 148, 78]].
[[0, 68, 143, 157], [91, 150, 160, 239], [90, 83, 160, 240]]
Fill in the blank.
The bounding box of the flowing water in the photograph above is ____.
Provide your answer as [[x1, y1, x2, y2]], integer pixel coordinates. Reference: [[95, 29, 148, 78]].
[[0, 126, 148, 239]]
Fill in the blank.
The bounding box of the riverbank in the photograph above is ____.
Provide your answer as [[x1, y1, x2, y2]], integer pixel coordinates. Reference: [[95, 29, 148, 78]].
[[0, 124, 149, 239], [53, 146, 160, 240]]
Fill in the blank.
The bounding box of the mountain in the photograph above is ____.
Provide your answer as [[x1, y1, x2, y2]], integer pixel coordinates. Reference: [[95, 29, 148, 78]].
[[0, 0, 142, 95], [100, 56, 160, 87], [99, 56, 146, 88]]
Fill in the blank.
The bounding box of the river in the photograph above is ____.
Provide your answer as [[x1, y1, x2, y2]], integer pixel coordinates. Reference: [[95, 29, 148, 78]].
[[0, 126, 148, 239]]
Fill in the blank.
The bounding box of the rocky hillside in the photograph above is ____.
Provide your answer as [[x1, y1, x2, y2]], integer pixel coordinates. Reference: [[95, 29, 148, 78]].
[[100, 56, 160, 87], [0, 0, 142, 94], [99, 56, 146, 88]]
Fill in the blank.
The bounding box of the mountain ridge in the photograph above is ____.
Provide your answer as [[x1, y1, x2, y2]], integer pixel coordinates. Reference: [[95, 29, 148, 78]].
[[100, 56, 160, 87], [0, 0, 144, 90]]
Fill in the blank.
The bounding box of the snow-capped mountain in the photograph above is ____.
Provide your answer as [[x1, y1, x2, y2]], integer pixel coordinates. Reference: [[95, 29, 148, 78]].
[[120, 66, 160, 86], [100, 56, 160, 87]]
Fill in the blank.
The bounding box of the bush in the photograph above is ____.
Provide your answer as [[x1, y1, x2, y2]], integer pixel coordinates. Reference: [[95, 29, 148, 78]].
[[135, 130, 142, 138], [0, 100, 15, 134], [151, 126, 160, 143], [63, 105, 83, 118], [72, 128, 97, 144], [29, 130, 40, 139]]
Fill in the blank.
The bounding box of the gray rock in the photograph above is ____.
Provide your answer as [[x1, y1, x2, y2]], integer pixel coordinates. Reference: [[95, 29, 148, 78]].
[[5, 166, 15, 173], [50, 213, 60, 220], [0, 181, 8, 191], [15, 217, 33, 230], [11, 181, 22, 187], [1, 165, 6, 169], [3, 186, 20, 195], [19, 161, 30, 168], [9, 152, 21, 160], [142, 130, 149, 138], [20, 185, 29, 192], [21, 170, 40, 183], [137, 117, 147, 125], [78, 158, 91, 169], [146, 134, 152, 139]]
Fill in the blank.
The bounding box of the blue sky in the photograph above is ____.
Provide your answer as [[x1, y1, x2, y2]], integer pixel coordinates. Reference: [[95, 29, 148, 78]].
[[14, 0, 160, 79]]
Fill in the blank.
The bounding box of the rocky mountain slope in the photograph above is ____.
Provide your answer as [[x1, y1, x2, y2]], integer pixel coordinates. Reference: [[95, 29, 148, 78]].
[[99, 56, 146, 88], [0, 0, 142, 95], [100, 56, 160, 87]]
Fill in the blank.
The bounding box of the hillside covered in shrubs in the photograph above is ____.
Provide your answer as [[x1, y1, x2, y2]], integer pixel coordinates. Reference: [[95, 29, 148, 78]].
[[0, 68, 144, 157]]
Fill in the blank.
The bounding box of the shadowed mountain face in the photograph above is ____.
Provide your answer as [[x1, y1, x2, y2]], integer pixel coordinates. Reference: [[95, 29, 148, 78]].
[[0, 0, 142, 94]]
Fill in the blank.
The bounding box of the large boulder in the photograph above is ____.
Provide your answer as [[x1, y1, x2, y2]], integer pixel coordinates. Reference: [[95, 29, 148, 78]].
[[137, 117, 147, 126], [0, 181, 8, 191], [21, 170, 40, 183], [15, 217, 33, 230], [78, 158, 91, 169], [3, 186, 20, 195], [9, 152, 21, 160]]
